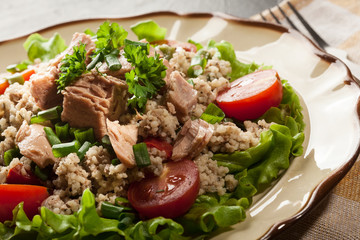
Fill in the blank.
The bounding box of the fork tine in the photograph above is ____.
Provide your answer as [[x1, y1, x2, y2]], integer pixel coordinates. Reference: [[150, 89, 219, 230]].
[[287, 1, 329, 49], [277, 4, 299, 31], [260, 12, 267, 22], [268, 8, 281, 24]]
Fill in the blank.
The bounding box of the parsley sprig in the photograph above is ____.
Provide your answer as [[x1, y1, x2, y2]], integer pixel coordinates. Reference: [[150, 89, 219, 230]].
[[87, 21, 128, 71], [123, 39, 167, 111], [56, 43, 87, 92]]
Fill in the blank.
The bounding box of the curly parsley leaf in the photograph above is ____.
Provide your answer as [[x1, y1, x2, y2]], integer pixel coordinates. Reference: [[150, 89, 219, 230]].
[[123, 40, 167, 111], [56, 43, 87, 92], [87, 21, 128, 71]]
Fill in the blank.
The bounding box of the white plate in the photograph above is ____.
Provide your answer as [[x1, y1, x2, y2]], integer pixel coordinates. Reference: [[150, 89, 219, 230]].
[[0, 13, 359, 240]]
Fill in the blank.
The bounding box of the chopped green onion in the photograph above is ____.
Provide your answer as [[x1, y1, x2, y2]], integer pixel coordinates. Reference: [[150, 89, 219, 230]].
[[44, 127, 61, 146], [34, 165, 49, 181], [111, 158, 121, 166], [158, 45, 175, 60], [77, 141, 92, 161], [30, 106, 63, 124], [86, 52, 104, 70], [115, 197, 129, 205], [187, 79, 195, 86], [52, 140, 81, 158], [74, 128, 95, 144], [187, 54, 207, 77], [101, 201, 126, 219], [105, 49, 121, 71], [6, 64, 18, 74], [6, 73, 24, 84], [3, 147, 20, 166], [133, 142, 151, 168], [55, 122, 69, 141], [200, 103, 225, 124], [101, 135, 111, 145]]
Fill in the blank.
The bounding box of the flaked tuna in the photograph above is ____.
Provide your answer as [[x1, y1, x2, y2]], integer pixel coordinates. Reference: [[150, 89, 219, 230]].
[[172, 119, 214, 161], [61, 71, 128, 139], [30, 66, 63, 110], [15, 121, 58, 168], [167, 71, 197, 122], [106, 119, 138, 168]]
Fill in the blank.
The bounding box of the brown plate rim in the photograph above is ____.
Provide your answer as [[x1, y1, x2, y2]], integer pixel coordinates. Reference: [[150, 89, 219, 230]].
[[1, 11, 359, 240]]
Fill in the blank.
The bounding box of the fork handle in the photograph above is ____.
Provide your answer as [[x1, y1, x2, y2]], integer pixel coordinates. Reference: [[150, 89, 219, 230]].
[[325, 47, 360, 80]]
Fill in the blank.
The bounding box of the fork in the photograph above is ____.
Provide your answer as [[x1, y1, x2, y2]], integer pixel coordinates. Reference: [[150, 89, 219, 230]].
[[260, 1, 360, 80]]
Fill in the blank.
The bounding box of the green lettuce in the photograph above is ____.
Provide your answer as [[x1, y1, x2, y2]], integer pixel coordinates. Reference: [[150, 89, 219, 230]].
[[23, 33, 67, 62], [131, 20, 167, 42], [207, 40, 260, 81]]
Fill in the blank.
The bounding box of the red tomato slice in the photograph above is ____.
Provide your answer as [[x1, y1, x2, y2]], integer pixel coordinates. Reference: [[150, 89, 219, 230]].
[[6, 163, 42, 185], [216, 69, 283, 121], [143, 138, 173, 159], [128, 159, 200, 219], [0, 184, 49, 222], [151, 39, 197, 52]]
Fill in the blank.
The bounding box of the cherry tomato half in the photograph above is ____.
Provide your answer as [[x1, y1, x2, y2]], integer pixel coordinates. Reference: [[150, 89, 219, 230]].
[[216, 69, 283, 121], [128, 159, 200, 219], [151, 40, 197, 52], [0, 184, 49, 222], [143, 138, 173, 159], [6, 163, 42, 185]]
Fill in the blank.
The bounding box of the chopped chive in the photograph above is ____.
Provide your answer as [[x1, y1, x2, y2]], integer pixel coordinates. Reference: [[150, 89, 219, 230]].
[[105, 53, 122, 71], [34, 165, 49, 181], [74, 128, 95, 144], [77, 141, 92, 161], [44, 127, 61, 146], [55, 122, 69, 141], [6, 64, 18, 74], [200, 103, 225, 124], [52, 140, 81, 158], [133, 142, 151, 168], [3, 147, 21, 166], [6, 73, 25, 84], [111, 158, 121, 166], [101, 135, 111, 145], [30, 106, 63, 124], [101, 202, 125, 219], [115, 197, 129, 205], [87, 52, 104, 70], [187, 54, 207, 77]]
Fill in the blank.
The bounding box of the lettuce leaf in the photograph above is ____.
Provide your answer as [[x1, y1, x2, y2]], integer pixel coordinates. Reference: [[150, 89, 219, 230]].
[[131, 20, 167, 42], [23, 33, 67, 62], [177, 194, 247, 235], [207, 40, 260, 81]]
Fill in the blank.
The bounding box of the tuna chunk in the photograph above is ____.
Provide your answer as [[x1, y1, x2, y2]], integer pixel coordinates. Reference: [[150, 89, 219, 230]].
[[167, 71, 197, 122], [106, 119, 138, 168], [15, 121, 58, 168], [51, 32, 95, 67], [98, 50, 133, 79], [30, 66, 63, 110], [61, 71, 128, 139], [172, 119, 214, 161]]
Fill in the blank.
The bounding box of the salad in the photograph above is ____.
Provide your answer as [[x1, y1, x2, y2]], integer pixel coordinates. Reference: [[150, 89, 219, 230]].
[[0, 20, 305, 239]]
